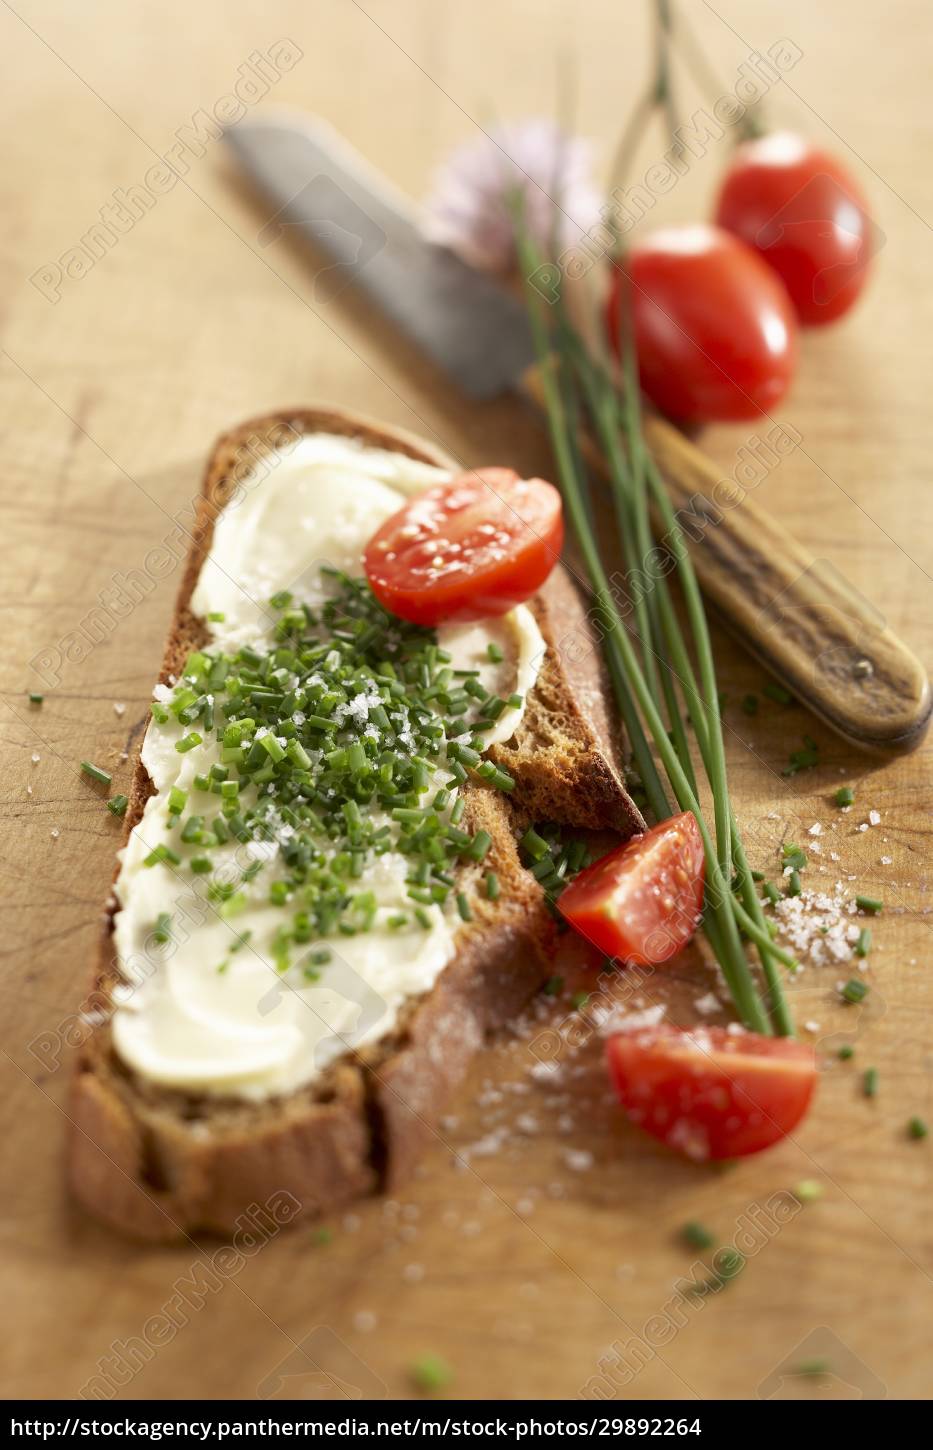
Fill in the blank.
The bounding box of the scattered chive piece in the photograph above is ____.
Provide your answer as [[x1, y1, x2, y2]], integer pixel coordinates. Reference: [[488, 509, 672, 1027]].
[[190, 857, 212, 875], [740, 694, 758, 716], [762, 880, 782, 906], [840, 978, 869, 1004], [907, 1117, 928, 1140], [542, 975, 563, 996], [789, 1360, 830, 1378], [793, 1179, 823, 1203], [571, 991, 589, 1011], [681, 1221, 715, 1250], [409, 1354, 452, 1393], [863, 1067, 879, 1098], [713, 1248, 745, 1284], [834, 786, 855, 807], [81, 760, 112, 786], [764, 682, 793, 705], [207, 611, 226, 622], [150, 702, 169, 723], [175, 732, 203, 754], [456, 892, 472, 922], [785, 870, 802, 898], [311, 1226, 333, 1245], [29, 693, 43, 705], [486, 641, 504, 663], [484, 871, 499, 901], [855, 927, 871, 958], [107, 794, 128, 817], [782, 843, 807, 871], [838, 1044, 855, 1060], [855, 895, 883, 915]]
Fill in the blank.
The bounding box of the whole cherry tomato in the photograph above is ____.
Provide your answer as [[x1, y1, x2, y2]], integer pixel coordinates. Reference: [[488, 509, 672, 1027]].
[[606, 224, 798, 423], [715, 132, 874, 325], [363, 468, 563, 626]]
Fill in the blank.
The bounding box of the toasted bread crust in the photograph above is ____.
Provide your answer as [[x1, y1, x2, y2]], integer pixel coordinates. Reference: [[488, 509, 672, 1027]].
[[69, 407, 642, 1241]]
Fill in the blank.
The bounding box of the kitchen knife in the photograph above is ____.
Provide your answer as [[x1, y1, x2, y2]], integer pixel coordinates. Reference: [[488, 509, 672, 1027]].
[[225, 112, 931, 754]]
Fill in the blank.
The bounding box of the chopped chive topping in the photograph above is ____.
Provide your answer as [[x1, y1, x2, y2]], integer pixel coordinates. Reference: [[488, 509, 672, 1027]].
[[855, 895, 883, 915], [741, 694, 758, 716], [782, 843, 807, 871], [762, 880, 781, 906], [139, 568, 522, 948], [862, 1067, 878, 1098], [143, 843, 181, 868], [834, 786, 855, 807], [785, 869, 802, 898], [840, 978, 869, 1004], [168, 785, 187, 815], [520, 827, 551, 862], [571, 991, 589, 1010], [207, 611, 226, 622], [681, 1221, 715, 1250], [855, 927, 871, 958], [838, 1044, 855, 1060], [106, 794, 128, 817], [29, 692, 43, 705], [907, 1116, 928, 1140], [486, 641, 504, 663], [542, 975, 563, 996], [152, 912, 172, 944], [764, 682, 793, 705], [81, 760, 112, 786], [456, 892, 472, 922]]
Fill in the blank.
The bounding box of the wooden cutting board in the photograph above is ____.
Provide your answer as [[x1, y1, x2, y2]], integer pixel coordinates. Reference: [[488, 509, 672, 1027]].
[[2, 0, 930, 1403]]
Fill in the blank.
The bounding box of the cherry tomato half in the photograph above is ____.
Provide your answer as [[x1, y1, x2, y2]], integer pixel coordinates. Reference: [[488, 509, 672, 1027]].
[[606, 224, 798, 423], [715, 132, 874, 326], [364, 468, 563, 626], [607, 1024, 817, 1161], [558, 812, 705, 966]]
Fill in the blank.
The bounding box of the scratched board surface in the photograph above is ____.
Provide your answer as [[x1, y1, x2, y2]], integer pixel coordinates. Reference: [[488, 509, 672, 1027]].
[[1, 0, 931, 1402]]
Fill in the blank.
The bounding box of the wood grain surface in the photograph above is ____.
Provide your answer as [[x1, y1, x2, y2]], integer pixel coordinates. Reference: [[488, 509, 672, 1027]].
[[2, 0, 931, 1404]]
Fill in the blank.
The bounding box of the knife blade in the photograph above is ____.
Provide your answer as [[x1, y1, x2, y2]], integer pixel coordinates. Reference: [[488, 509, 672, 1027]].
[[224, 111, 931, 754], [225, 115, 536, 400]]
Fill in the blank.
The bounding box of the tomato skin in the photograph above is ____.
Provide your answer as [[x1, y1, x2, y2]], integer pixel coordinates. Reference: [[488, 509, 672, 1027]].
[[715, 132, 873, 326], [607, 1025, 816, 1161], [558, 812, 705, 966], [607, 224, 798, 422], [363, 468, 563, 627]]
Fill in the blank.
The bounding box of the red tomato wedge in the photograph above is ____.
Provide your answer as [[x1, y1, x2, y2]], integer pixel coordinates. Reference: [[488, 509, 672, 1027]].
[[363, 468, 563, 626], [558, 813, 705, 966], [607, 1025, 817, 1161]]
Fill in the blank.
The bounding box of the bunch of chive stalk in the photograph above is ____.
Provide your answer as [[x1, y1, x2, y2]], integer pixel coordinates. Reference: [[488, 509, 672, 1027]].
[[515, 226, 795, 1037]]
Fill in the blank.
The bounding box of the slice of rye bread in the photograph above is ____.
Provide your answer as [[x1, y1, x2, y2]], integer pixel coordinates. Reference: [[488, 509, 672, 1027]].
[[69, 407, 643, 1241]]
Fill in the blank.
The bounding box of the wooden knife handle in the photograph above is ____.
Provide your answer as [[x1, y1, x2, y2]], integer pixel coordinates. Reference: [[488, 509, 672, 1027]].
[[519, 365, 931, 754]]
